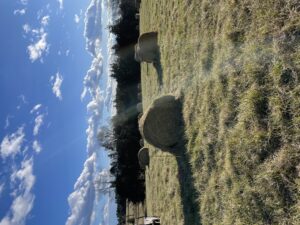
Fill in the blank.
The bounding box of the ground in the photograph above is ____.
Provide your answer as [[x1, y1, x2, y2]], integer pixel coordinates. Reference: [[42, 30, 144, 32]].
[[139, 1, 300, 225]]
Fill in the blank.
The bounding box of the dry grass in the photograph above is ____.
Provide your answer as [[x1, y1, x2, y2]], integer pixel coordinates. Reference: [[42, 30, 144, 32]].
[[140, 0, 300, 224]]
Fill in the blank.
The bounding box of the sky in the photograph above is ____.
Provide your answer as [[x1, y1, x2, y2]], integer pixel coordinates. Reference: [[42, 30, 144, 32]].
[[0, 0, 117, 225]]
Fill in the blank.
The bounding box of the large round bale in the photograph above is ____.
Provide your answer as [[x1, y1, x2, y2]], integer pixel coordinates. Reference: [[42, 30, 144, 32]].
[[138, 147, 149, 169], [134, 32, 158, 63], [139, 95, 181, 150]]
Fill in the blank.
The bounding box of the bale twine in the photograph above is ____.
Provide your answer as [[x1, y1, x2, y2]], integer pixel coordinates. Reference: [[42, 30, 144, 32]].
[[138, 147, 150, 169], [139, 95, 181, 150]]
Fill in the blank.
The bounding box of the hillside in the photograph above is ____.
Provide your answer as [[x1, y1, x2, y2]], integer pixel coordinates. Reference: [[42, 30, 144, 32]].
[[139, 1, 300, 224]]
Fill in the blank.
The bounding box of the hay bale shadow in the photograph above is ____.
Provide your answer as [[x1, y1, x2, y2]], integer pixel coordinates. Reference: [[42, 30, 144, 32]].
[[153, 48, 163, 87], [173, 141, 202, 225], [134, 31, 163, 86], [170, 98, 202, 225], [140, 95, 201, 224]]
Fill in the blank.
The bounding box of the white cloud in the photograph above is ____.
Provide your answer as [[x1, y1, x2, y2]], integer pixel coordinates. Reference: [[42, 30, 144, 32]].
[[11, 159, 35, 193], [0, 127, 25, 159], [66, 0, 118, 224], [27, 32, 48, 62], [14, 9, 26, 16], [22, 24, 31, 34], [83, 0, 103, 57], [51, 72, 63, 100], [66, 50, 70, 56], [30, 104, 42, 114], [4, 116, 13, 130], [26, 15, 50, 62], [74, 14, 80, 24], [32, 140, 42, 154], [41, 15, 50, 26], [19, 95, 28, 104], [33, 114, 44, 136], [0, 158, 35, 225], [58, 0, 63, 10], [20, 0, 28, 5], [0, 183, 4, 196], [66, 154, 96, 225]]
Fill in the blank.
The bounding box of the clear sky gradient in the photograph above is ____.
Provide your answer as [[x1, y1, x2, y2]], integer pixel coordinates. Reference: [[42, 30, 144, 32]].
[[0, 0, 116, 224]]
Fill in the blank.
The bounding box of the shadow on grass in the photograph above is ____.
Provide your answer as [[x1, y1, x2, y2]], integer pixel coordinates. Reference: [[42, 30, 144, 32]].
[[173, 143, 202, 225], [171, 100, 202, 225], [153, 46, 163, 87]]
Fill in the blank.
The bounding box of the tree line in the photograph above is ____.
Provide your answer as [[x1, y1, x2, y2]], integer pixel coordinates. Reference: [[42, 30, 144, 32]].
[[99, 0, 144, 224]]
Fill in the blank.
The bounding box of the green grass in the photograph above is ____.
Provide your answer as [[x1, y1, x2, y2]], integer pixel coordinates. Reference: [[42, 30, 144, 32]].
[[139, 0, 300, 224]]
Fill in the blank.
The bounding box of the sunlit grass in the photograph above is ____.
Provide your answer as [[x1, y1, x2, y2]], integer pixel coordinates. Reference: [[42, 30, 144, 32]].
[[139, 0, 300, 224]]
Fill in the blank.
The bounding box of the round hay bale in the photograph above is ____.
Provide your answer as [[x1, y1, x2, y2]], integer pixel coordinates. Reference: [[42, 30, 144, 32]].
[[134, 32, 158, 63], [139, 95, 181, 149], [138, 147, 149, 169]]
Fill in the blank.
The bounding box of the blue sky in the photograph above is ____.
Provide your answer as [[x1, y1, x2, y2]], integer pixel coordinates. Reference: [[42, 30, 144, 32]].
[[0, 0, 117, 225]]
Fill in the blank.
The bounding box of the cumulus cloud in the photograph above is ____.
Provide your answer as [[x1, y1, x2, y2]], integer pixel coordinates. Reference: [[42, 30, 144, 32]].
[[0, 158, 35, 225], [58, 0, 63, 10], [30, 104, 42, 114], [83, 0, 102, 57], [74, 14, 80, 24], [51, 73, 63, 100], [0, 127, 25, 159], [32, 140, 42, 154], [33, 114, 44, 136], [14, 9, 26, 16], [28, 33, 48, 62], [26, 15, 50, 62], [66, 154, 96, 225], [41, 15, 50, 26], [66, 0, 118, 224]]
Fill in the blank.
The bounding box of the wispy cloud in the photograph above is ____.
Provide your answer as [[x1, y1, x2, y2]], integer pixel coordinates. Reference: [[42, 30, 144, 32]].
[[32, 140, 42, 154], [26, 15, 50, 62], [74, 14, 80, 24], [14, 9, 26, 16], [0, 158, 35, 225], [51, 73, 63, 100], [23, 24, 31, 33], [0, 183, 4, 197], [20, 0, 28, 5], [33, 115, 44, 136], [4, 115, 14, 129], [30, 104, 42, 114], [58, 0, 63, 10], [41, 15, 50, 26], [28, 33, 48, 62], [0, 127, 25, 159]]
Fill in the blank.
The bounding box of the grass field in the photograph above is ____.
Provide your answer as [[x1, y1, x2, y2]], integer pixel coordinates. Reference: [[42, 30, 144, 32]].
[[139, 0, 300, 224]]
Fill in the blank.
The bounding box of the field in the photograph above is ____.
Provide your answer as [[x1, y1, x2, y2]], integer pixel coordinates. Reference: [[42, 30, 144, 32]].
[[139, 0, 300, 224]]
